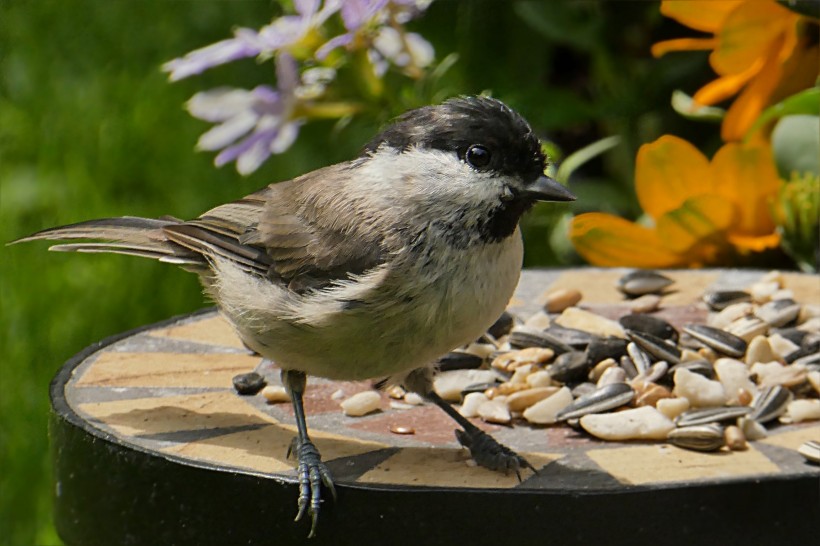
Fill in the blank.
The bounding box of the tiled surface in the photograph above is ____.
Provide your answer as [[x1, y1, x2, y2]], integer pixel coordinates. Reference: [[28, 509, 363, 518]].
[[62, 269, 820, 490]]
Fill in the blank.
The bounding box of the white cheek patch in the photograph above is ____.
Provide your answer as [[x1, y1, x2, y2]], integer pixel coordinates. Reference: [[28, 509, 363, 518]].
[[358, 148, 516, 212]]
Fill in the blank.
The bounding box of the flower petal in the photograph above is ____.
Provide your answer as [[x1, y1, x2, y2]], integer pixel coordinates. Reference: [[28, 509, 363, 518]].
[[340, 0, 388, 30], [659, 0, 742, 33], [691, 58, 761, 106], [570, 213, 685, 268], [711, 0, 795, 75], [315, 33, 354, 60], [275, 53, 300, 94], [651, 38, 717, 58], [635, 136, 712, 220], [406, 32, 435, 67], [162, 37, 261, 81], [721, 42, 783, 140], [655, 195, 735, 253], [709, 141, 781, 236], [727, 232, 781, 253], [186, 88, 255, 123], [196, 111, 258, 151], [269, 121, 302, 154]]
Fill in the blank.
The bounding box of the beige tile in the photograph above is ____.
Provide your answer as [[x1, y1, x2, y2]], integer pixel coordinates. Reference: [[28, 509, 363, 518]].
[[76, 352, 258, 388], [164, 424, 388, 475], [358, 448, 559, 488], [78, 391, 278, 437], [537, 270, 625, 305], [587, 443, 779, 485], [150, 314, 246, 349], [782, 273, 820, 304], [661, 270, 719, 305], [760, 423, 820, 451]]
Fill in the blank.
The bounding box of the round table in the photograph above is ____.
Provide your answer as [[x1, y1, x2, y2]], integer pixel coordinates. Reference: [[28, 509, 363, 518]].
[[50, 269, 819, 545]]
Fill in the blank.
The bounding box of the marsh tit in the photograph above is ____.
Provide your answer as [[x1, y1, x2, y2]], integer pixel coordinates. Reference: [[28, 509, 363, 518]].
[[15, 96, 575, 536]]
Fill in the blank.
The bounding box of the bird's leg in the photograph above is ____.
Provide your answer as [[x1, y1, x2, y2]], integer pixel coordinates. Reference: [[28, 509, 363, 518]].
[[403, 368, 536, 481], [281, 370, 336, 538]]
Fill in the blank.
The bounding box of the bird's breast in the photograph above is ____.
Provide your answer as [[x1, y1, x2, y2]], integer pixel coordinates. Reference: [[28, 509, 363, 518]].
[[220, 230, 524, 380]]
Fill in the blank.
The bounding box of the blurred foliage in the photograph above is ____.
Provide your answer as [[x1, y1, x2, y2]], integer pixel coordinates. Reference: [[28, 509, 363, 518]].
[[2, 1, 729, 544]]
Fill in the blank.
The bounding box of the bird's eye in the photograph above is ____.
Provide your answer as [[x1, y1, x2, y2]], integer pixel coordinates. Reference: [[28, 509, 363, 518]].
[[465, 145, 492, 169]]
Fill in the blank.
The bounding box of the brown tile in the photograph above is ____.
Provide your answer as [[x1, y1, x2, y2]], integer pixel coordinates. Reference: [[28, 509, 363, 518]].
[[76, 352, 258, 388]]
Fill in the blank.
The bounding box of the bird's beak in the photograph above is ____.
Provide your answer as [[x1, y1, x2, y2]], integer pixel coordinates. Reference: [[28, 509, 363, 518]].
[[521, 175, 576, 202]]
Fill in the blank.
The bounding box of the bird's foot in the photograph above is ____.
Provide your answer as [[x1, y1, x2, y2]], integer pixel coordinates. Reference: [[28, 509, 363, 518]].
[[454, 428, 535, 481], [287, 437, 336, 538]]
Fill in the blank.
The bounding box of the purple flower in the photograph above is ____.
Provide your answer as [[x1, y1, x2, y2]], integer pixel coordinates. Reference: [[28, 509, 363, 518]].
[[368, 26, 433, 76], [315, 0, 432, 62], [163, 0, 342, 81], [186, 54, 308, 175], [162, 29, 262, 82]]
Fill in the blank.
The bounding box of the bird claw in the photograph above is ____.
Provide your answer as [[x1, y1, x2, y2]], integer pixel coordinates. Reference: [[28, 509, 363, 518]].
[[455, 428, 535, 481], [288, 437, 336, 538]]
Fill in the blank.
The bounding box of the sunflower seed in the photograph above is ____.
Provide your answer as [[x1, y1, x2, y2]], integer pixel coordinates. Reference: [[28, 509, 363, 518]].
[[548, 350, 591, 383], [620, 355, 639, 379], [232, 372, 267, 395], [703, 290, 752, 311], [509, 326, 573, 353], [627, 330, 682, 364], [556, 382, 635, 420], [543, 325, 597, 350], [586, 337, 629, 364], [797, 440, 820, 464], [725, 316, 769, 342], [749, 385, 793, 423], [617, 270, 674, 296], [627, 342, 652, 374], [683, 324, 748, 358], [675, 406, 751, 427], [487, 311, 515, 338], [667, 359, 714, 380], [667, 424, 725, 452], [436, 351, 484, 371], [755, 299, 801, 328], [620, 314, 679, 342]]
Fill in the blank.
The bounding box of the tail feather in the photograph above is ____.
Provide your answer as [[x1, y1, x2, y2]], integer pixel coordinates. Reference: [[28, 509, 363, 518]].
[[10, 216, 203, 266], [11, 215, 275, 276]]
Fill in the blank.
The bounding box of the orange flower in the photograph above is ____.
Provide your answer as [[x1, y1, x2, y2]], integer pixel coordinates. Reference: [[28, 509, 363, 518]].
[[652, 0, 819, 141], [570, 135, 782, 268]]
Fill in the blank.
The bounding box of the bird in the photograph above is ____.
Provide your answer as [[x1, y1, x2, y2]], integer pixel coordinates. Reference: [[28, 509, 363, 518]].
[[13, 95, 576, 537]]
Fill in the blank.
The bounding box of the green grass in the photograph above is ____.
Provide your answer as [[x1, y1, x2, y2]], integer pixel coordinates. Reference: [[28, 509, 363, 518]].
[[0, 2, 319, 543], [1, 1, 706, 543]]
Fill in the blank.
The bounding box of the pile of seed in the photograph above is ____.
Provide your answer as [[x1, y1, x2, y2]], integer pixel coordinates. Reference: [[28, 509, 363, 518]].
[[406, 270, 820, 460]]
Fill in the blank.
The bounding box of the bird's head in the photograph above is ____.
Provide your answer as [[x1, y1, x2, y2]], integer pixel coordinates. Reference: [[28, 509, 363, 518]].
[[362, 96, 575, 242]]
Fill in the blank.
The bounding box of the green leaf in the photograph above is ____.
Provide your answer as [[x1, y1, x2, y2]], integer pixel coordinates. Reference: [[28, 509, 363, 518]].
[[772, 115, 820, 178], [555, 136, 621, 183], [670, 90, 725, 122], [746, 87, 820, 139]]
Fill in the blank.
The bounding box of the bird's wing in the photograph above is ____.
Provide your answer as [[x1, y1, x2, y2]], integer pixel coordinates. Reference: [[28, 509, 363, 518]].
[[176, 167, 386, 292]]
